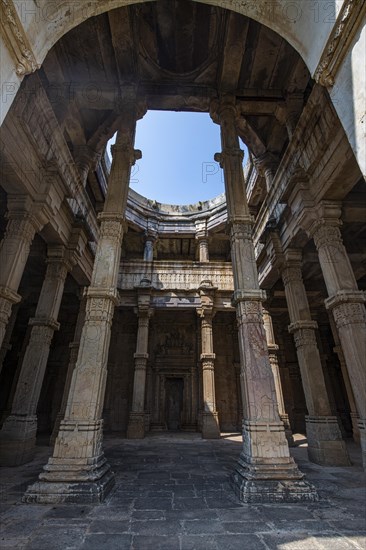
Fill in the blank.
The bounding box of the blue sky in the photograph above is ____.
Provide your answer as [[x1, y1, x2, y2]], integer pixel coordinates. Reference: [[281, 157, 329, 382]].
[[108, 110, 247, 205]]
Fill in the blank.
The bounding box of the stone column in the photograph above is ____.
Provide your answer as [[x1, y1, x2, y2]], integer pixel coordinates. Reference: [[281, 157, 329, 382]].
[[25, 103, 144, 504], [275, 93, 304, 139], [50, 291, 87, 446], [282, 249, 349, 466], [127, 280, 152, 439], [308, 205, 366, 467], [0, 302, 20, 375], [262, 308, 294, 445], [329, 311, 360, 443], [0, 245, 72, 465], [253, 152, 278, 192], [0, 196, 42, 349], [143, 234, 155, 262], [197, 281, 220, 439], [73, 145, 101, 187], [195, 220, 209, 263], [333, 344, 360, 442], [211, 96, 316, 503]]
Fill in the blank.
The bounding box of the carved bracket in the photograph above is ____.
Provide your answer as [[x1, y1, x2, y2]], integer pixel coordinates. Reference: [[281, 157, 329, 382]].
[[313, 0, 365, 87], [0, 0, 40, 76]]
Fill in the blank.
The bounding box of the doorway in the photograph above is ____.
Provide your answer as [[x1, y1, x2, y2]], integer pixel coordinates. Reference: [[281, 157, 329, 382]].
[[165, 378, 184, 431]]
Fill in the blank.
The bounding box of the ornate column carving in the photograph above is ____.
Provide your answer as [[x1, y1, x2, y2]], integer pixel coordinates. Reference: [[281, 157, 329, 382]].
[[127, 280, 153, 439], [0, 195, 43, 349], [262, 308, 294, 445], [211, 96, 316, 503], [197, 281, 220, 439], [253, 152, 279, 192], [25, 98, 145, 504], [195, 220, 210, 263], [307, 206, 366, 466], [0, 245, 72, 465], [282, 249, 349, 466], [50, 290, 87, 446], [73, 145, 101, 186]]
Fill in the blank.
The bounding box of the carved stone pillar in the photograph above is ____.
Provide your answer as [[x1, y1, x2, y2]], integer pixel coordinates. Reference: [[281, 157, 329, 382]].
[[197, 281, 220, 439], [143, 231, 157, 262], [0, 245, 72, 465], [308, 207, 366, 467], [73, 145, 101, 186], [127, 281, 152, 439], [195, 220, 209, 263], [211, 96, 316, 503], [0, 302, 20, 375], [333, 344, 360, 443], [0, 196, 42, 349], [262, 309, 294, 445], [50, 290, 87, 446], [282, 249, 349, 466], [253, 152, 278, 192], [275, 94, 304, 138], [24, 103, 144, 504]]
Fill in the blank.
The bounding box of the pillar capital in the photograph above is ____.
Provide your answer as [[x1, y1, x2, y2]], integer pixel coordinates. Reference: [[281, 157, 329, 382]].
[[46, 244, 75, 276], [209, 95, 239, 125], [195, 219, 209, 241], [253, 151, 279, 177], [232, 289, 266, 306], [288, 320, 318, 333], [29, 316, 60, 332], [214, 148, 244, 169], [73, 145, 101, 182], [288, 196, 343, 238]]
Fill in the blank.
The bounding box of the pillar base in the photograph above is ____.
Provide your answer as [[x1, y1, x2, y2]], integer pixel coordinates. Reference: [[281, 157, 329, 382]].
[[350, 412, 361, 444], [23, 454, 115, 504], [280, 414, 295, 446], [50, 413, 63, 447], [201, 412, 220, 439], [306, 416, 350, 466], [0, 415, 37, 466], [231, 420, 318, 503], [126, 413, 145, 439], [231, 473, 318, 504]]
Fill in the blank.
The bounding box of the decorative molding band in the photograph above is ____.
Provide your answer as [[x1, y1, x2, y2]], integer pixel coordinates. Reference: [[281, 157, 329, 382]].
[[0, 0, 40, 76], [314, 0, 366, 87]]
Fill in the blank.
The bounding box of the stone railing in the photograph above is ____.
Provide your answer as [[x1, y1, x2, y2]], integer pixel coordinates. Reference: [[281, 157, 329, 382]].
[[118, 261, 234, 291]]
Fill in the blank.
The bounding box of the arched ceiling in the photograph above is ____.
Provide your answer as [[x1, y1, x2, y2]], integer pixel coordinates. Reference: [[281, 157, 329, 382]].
[[38, 0, 312, 167]]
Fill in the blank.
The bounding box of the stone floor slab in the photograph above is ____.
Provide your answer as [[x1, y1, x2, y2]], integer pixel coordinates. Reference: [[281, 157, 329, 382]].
[[0, 435, 364, 550]]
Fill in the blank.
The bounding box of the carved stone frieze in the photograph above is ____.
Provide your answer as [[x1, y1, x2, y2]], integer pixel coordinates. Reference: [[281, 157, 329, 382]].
[[119, 261, 234, 291], [3, 214, 39, 244], [84, 295, 116, 326], [230, 222, 253, 243], [292, 328, 317, 350], [313, 0, 365, 87], [282, 266, 303, 287], [331, 301, 366, 329], [98, 218, 125, 242], [312, 223, 344, 252], [236, 299, 263, 326], [0, 0, 40, 76]]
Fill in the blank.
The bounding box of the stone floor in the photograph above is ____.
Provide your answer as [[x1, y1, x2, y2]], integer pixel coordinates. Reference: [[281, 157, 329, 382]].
[[0, 433, 365, 550]]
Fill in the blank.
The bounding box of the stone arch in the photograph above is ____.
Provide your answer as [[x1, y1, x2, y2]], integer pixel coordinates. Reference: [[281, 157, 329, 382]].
[[26, 0, 336, 75]]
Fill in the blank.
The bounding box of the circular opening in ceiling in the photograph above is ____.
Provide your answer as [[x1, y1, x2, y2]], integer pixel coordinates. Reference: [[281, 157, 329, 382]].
[[107, 110, 246, 205]]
